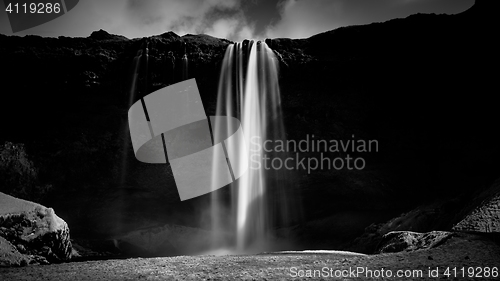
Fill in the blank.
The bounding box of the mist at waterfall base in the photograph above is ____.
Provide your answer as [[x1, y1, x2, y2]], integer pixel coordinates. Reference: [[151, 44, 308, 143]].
[[205, 40, 301, 255]]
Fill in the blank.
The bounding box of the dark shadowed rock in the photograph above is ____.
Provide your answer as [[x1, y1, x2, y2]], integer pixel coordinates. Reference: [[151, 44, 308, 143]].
[[89, 29, 129, 41], [0, 192, 72, 266], [351, 178, 500, 254], [70, 238, 121, 260], [157, 31, 180, 40]]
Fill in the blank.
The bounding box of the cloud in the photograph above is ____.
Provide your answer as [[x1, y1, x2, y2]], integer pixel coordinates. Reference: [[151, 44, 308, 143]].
[[207, 17, 239, 39], [205, 13, 259, 41], [119, 0, 257, 41], [265, 0, 343, 39], [0, 0, 474, 41], [237, 25, 257, 41]]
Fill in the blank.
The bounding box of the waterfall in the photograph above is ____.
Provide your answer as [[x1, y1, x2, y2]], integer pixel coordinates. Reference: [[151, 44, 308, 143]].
[[182, 54, 189, 80], [210, 40, 291, 253], [125, 39, 297, 255], [182, 42, 189, 80]]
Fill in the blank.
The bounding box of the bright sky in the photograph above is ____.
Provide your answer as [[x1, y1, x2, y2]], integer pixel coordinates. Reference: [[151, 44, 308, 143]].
[[0, 0, 474, 41]]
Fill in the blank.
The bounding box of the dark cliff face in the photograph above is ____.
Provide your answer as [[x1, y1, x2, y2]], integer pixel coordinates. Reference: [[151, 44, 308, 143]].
[[0, 1, 498, 248]]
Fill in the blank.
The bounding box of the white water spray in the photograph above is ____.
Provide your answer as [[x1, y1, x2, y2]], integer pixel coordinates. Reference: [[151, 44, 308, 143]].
[[210, 40, 289, 252]]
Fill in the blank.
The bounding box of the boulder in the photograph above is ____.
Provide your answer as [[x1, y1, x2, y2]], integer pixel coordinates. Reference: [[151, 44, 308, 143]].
[[377, 231, 453, 254], [0, 192, 72, 266]]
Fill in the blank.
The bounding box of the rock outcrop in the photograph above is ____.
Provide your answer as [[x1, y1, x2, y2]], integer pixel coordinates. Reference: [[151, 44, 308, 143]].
[[88, 29, 129, 41], [350, 178, 500, 254], [453, 180, 500, 233], [0, 192, 72, 266], [377, 231, 453, 253]]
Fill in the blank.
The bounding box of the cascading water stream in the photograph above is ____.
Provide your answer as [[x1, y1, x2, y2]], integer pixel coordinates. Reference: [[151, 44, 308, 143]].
[[182, 42, 189, 80], [117, 42, 149, 235], [210, 40, 291, 253], [121, 43, 148, 189], [237, 41, 267, 250]]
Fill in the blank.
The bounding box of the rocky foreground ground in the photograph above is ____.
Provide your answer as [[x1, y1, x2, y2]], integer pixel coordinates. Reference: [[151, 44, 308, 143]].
[[1, 232, 499, 281]]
